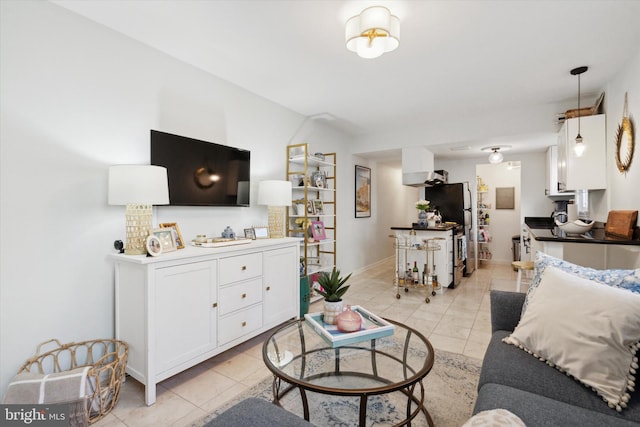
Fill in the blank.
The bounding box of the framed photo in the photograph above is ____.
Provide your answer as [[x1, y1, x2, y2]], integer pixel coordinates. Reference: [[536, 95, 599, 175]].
[[159, 222, 185, 249], [311, 221, 326, 241], [151, 228, 177, 252], [355, 165, 371, 218], [244, 228, 256, 240], [254, 226, 269, 239], [306, 200, 315, 215], [312, 170, 327, 188], [313, 199, 324, 215], [145, 235, 163, 257]]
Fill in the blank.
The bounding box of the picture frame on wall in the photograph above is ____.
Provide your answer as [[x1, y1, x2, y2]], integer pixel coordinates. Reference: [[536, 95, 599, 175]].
[[159, 222, 185, 249], [355, 165, 371, 218]]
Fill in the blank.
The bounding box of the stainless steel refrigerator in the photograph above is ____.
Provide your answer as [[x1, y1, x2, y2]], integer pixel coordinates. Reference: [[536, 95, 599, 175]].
[[424, 182, 475, 283]]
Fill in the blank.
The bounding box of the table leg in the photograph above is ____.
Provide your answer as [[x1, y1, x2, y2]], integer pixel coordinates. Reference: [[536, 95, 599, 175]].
[[359, 395, 368, 426], [299, 386, 310, 421]]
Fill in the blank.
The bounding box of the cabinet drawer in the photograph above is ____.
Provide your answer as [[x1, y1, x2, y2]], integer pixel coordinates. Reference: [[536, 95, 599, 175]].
[[218, 305, 263, 345], [218, 277, 262, 315], [219, 253, 262, 285]]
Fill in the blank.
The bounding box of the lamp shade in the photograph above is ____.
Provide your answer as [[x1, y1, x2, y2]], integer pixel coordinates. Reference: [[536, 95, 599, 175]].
[[258, 180, 292, 206], [108, 165, 169, 205]]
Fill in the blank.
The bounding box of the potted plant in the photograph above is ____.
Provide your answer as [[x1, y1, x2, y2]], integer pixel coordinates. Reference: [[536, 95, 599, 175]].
[[316, 268, 352, 325]]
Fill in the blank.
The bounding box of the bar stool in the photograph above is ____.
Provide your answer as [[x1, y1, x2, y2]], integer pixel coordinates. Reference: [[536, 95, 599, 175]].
[[512, 261, 534, 292]]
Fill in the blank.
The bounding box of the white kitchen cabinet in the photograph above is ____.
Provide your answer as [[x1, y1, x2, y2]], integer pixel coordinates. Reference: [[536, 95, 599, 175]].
[[545, 145, 573, 197], [557, 114, 606, 191], [111, 238, 299, 406]]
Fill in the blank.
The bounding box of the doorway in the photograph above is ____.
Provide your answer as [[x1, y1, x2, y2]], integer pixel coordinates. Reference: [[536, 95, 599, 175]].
[[475, 162, 522, 266]]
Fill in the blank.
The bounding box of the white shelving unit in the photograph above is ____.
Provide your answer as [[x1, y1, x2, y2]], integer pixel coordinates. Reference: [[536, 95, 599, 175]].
[[286, 143, 337, 301]]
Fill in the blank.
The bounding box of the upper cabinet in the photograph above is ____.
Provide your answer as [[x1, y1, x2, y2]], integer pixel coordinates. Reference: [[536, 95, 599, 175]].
[[545, 146, 573, 197], [557, 114, 606, 192]]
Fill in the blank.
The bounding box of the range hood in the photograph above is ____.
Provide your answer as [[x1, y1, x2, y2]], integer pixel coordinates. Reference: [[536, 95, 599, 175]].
[[402, 170, 448, 187], [401, 147, 447, 187]]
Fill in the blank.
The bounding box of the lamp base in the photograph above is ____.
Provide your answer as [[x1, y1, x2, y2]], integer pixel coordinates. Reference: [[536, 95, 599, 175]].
[[267, 206, 285, 239], [125, 203, 153, 255]]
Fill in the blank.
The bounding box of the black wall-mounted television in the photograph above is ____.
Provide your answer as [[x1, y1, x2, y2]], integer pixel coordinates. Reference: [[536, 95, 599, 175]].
[[150, 130, 250, 206]]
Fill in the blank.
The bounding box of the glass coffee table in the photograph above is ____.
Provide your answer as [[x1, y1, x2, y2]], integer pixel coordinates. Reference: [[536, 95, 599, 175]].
[[262, 317, 434, 426]]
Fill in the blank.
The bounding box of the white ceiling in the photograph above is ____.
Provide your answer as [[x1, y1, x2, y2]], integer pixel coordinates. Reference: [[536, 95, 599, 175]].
[[52, 0, 640, 161]]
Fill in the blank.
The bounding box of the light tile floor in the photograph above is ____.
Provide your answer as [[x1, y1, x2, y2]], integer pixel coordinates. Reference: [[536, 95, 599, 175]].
[[95, 259, 522, 427]]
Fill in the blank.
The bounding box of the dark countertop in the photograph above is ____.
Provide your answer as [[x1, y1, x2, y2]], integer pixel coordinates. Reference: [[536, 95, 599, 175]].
[[391, 224, 457, 231], [524, 216, 640, 246]]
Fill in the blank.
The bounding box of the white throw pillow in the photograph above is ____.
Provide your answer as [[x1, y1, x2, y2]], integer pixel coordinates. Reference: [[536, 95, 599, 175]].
[[462, 409, 526, 427], [504, 266, 640, 412]]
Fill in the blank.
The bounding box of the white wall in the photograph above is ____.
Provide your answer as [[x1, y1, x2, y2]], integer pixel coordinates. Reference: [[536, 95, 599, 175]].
[[0, 1, 356, 395], [605, 47, 640, 216]]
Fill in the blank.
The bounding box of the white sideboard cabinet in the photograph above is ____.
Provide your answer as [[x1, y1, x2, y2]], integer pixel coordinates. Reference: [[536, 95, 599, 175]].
[[110, 238, 300, 405]]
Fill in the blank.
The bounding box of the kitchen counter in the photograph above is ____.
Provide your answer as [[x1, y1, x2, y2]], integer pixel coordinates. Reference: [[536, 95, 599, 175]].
[[524, 217, 640, 246], [391, 224, 458, 231]]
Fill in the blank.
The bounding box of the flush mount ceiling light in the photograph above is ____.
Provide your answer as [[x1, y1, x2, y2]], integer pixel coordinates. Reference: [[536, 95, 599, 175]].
[[481, 145, 511, 164], [345, 6, 400, 59], [571, 66, 588, 157]]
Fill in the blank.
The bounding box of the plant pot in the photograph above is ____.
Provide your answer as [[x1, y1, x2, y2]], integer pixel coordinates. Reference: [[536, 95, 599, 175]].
[[323, 300, 343, 325]]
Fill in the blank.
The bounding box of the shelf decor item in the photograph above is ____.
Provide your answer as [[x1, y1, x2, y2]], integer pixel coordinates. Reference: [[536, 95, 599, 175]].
[[315, 268, 352, 324], [415, 199, 430, 225], [258, 180, 292, 239], [304, 305, 395, 348], [108, 165, 169, 255]]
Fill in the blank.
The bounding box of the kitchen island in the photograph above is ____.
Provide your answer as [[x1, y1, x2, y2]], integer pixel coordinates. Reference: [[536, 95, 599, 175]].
[[391, 224, 457, 288], [524, 217, 640, 269]]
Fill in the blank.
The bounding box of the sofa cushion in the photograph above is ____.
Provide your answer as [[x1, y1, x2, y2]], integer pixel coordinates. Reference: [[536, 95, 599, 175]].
[[204, 397, 315, 427], [480, 331, 640, 422], [475, 383, 640, 427], [523, 251, 640, 315], [504, 266, 640, 412]]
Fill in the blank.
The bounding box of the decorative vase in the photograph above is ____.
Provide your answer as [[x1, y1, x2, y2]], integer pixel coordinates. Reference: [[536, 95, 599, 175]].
[[417, 209, 428, 226], [336, 305, 362, 332], [323, 300, 343, 325]]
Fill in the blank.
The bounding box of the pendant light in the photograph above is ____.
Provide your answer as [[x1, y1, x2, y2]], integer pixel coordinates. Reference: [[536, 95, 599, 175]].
[[571, 66, 588, 157]]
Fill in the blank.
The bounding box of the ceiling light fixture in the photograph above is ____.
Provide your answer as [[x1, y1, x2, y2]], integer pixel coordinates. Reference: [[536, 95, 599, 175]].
[[571, 66, 588, 157], [481, 145, 511, 164], [345, 6, 400, 59], [488, 148, 504, 164]]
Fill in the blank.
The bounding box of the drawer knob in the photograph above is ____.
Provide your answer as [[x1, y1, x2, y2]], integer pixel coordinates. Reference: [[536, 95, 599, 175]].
[[266, 286, 271, 291], [242, 321, 247, 327], [242, 293, 247, 299], [212, 302, 218, 308], [241, 265, 247, 271]]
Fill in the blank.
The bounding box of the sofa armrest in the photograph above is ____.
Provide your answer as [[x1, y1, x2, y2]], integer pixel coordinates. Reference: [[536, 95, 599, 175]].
[[490, 290, 526, 333]]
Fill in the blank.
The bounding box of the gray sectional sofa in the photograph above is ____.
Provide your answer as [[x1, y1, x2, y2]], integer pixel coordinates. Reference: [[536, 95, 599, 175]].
[[474, 290, 640, 426]]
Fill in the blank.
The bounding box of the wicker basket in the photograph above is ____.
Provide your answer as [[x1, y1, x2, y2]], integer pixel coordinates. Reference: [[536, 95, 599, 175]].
[[18, 339, 128, 424]]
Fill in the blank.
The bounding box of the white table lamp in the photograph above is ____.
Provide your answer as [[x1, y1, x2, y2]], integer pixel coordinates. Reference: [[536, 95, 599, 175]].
[[108, 165, 169, 255], [258, 180, 292, 239]]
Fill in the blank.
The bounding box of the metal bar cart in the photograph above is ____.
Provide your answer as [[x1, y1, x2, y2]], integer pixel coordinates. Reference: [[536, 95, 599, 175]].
[[389, 234, 444, 303]]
